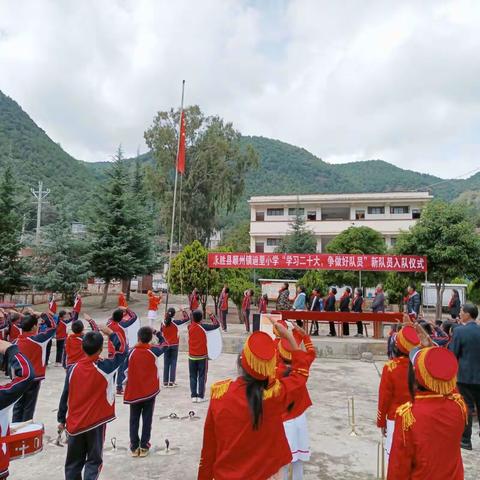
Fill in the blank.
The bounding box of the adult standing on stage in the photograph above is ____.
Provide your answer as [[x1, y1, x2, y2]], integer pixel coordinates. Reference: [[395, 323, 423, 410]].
[[448, 289, 461, 320], [276, 283, 291, 311], [339, 287, 351, 336], [292, 285, 307, 311], [325, 287, 337, 337], [352, 288, 365, 337], [372, 284, 385, 313], [449, 303, 480, 450], [309, 288, 323, 336], [406, 284, 421, 319]]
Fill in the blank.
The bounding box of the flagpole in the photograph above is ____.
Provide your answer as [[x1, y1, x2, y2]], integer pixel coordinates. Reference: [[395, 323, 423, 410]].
[[165, 80, 185, 312]]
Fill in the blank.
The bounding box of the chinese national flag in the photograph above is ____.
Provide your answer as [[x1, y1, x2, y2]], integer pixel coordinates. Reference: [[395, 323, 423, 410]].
[[177, 111, 186, 174]]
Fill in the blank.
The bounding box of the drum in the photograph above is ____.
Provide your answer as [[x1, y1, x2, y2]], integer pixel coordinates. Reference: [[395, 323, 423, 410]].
[[8, 423, 44, 460], [205, 327, 222, 361]]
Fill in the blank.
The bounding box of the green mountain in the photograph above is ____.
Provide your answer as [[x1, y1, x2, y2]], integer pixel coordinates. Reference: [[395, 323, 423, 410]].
[[1, 89, 479, 230], [0, 91, 98, 218]]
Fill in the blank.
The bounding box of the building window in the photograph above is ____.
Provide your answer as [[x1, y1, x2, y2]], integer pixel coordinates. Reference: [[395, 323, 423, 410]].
[[288, 207, 304, 216], [390, 206, 409, 214], [355, 210, 365, 220], [307, 210, 317, 221], [390, 237, 397, 246], [255, 242, 264, 253], [266, 238, 281, 247], [256, 211, 265, 222], [367, 206, 385, 215], [267, 208, 284, 216], [412, 209, 421, 219]]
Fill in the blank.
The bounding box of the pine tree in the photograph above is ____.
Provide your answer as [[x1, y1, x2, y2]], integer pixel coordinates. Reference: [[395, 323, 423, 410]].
[[32, 218, 91, 305], [89, 146, 157, 306], [0, 165, 27, 296]]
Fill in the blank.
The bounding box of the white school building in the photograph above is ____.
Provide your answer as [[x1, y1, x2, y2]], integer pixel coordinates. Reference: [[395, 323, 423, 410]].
[[249, 191, 432, 253]]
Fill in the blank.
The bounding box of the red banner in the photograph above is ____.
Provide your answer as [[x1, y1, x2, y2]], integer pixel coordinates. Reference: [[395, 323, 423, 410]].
[[208, 252, 427, 272]]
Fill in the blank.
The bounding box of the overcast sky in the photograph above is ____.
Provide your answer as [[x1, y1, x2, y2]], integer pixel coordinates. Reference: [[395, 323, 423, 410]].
[[1, 0, 479, 178]]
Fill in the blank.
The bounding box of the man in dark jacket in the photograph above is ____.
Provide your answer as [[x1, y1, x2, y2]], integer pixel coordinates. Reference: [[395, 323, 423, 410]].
[[406, 284, 421, 318], [449, 303, 480, 450], [325, 287, 337, 337], [372, 284, 385, 313]]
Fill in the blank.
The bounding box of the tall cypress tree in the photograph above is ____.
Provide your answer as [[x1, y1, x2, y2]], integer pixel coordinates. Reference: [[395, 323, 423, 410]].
[[88, 146, 156, 306], [0, 165, 27, 296]]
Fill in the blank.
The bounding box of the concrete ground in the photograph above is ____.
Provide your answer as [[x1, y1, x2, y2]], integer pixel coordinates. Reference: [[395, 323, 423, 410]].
[[7, 294, 480, 479]]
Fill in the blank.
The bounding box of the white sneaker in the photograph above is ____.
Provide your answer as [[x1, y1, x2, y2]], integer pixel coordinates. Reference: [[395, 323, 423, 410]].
[[197, 398, 208, 403], [192, 397, 198, 403]]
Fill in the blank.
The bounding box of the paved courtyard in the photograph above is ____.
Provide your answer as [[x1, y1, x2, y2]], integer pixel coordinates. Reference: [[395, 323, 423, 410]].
[[7, 294, 480, 479]]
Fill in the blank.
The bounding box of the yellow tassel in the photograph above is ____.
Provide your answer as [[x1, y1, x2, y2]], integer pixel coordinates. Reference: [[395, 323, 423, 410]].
[[397, 334, 417, 354], [416, 349, 457, 395], [386, 359, 397, 372], [263, 379, 282, 400], [210, 379, 232, 400], [278, 342, 292, 361], [243, 341, 276, 378], [396, 401, 415, 433], [450, 393, 468, 424]]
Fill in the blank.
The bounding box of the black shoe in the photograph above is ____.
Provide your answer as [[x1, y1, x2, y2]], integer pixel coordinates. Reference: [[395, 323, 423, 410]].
[[327, 333, 336, 337], [461, 441, 473, 451]]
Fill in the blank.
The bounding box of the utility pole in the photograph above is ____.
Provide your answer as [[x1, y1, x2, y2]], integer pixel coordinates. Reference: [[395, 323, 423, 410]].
[[30, 181, 50, 245]]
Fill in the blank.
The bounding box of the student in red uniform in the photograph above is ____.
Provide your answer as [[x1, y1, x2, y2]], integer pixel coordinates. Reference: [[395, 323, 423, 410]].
[[6, 312, 22, 342], [123, 327, 167, 457], [72, 292, 82, 321], [13, 311, 56, 422], [118, 291, 128, 308], [147, 290, 162, 328], [258, 293, 268, 315], [106, 307, 138, 395], [198, 319, 312, 480], [219, 288, 229, 332], [242, 289, 254, 333], [377, 325, 420, 462], [64, 315, 99, 368], [57, 325, 124, 480], [0, 339, 35, 480], [276, 327, 316, 480], [161, 307, 189, 387], [48, 294, 58, 314], [189, 288, 200, 311], [388, 345, 466, 480], [54, 310, 73, 367], [188, 309, 220, 403]]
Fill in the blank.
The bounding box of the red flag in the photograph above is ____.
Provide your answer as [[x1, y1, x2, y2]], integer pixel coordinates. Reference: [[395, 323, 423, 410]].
[[176, 111, 186, 174]]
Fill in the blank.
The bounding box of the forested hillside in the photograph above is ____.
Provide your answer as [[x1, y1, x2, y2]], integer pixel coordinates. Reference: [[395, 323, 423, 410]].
[[2, 88, 479, 230], [0, 91, 98, 218]]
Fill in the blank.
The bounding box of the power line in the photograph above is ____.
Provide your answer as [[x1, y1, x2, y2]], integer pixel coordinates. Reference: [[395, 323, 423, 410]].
[[416, 166, 480, 191]]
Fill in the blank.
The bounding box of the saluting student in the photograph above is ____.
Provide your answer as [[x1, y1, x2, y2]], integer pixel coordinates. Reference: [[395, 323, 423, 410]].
[[198, 320, 312, 480], [161, 307, 189, 387], [147, 290, 162, 328], [72, 293, 82, 321], [54, 310, 73, 367], [123, 327, 167, 457], [106, 307, 138, 395], [13, 311, 57, 422], [57, 326, 124, 480], [276, 327, 316, 480], [188, 309, 220, 403], [388, 346, 466, 479], [377, 325, 420, 462], [64, 315, 99, 368]]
